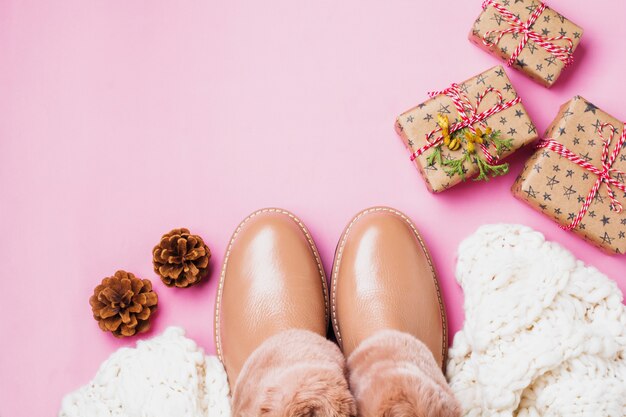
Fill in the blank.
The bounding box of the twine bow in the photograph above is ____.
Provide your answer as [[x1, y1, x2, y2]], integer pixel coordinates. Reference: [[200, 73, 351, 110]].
[[538, 123, 626, 230], [482, 0, 574, 68], [410, 83, 521, 164]]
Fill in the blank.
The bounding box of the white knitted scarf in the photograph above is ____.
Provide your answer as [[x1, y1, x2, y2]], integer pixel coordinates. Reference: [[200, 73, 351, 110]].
[[447, 224, 626, 416], [59, 327, 231, 417]]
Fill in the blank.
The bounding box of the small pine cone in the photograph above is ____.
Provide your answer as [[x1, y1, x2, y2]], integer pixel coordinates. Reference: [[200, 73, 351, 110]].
[[153, 228, 211, 288], [89, 270, 158, 338]]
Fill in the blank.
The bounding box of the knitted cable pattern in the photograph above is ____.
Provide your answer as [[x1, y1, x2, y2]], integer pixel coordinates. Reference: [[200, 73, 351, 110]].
[[447, 224, 626, 416], [59, 327, 231, 417]]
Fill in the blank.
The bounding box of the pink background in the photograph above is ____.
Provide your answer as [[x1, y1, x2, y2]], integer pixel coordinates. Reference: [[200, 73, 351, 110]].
[[1, 1, 625, 415]]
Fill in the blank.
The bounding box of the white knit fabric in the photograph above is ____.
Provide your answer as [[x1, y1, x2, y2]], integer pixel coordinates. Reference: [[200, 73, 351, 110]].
[[59, 327, 231, 417], [447, 224, 626, 417]]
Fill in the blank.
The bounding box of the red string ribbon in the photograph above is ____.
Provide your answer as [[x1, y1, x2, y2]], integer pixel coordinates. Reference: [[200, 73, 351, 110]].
[[537, 123, 626, 230], [409, 83, 521, 164], [481, 0, 574, 68]]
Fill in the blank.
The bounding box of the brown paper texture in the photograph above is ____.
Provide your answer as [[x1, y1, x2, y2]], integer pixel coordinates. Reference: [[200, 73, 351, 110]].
[[469, 0, 583, 87], [512, 96, 626, 254], [395, 66, 538, 193]]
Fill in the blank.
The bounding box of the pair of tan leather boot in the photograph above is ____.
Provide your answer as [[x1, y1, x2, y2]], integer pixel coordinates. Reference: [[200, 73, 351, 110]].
[[214, 207, 460, 417]]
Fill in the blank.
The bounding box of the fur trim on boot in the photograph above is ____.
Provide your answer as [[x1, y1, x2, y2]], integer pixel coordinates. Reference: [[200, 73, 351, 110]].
[[232, 329, 356, 417], [347, 330, 461, 417]]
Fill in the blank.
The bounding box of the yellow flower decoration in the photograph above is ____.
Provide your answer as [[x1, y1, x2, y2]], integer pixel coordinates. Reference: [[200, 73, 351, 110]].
[[464, 126, 493, 153], [437, 115, 494, 154], [437, 114, 451, 147], [437, 114, 449, 133], [448, 137, 462, 151]]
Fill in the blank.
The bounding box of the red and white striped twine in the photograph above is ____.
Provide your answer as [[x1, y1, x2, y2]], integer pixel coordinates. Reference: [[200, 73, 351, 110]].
[[481, 0, 574, 68], [409, 83, 521, 164], [537, 123, 626, 230]]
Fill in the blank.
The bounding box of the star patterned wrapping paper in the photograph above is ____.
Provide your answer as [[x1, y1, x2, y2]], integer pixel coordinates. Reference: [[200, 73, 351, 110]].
[[469, 0, 583, 87], [512, 96, 626, 254], [395, 66, 538, 193]]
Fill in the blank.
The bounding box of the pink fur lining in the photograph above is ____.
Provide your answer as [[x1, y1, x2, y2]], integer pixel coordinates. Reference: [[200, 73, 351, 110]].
[[347, 330, 461, 417], [232, 329, 356, 416]]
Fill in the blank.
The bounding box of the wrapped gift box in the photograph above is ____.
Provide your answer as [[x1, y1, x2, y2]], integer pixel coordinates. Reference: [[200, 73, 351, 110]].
[[395, 66, 538, 193], [512, 96, 626, 254], [469, 0, 583, 87]]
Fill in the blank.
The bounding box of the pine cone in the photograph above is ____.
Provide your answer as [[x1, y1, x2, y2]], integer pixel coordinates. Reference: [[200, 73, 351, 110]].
[[153, 228, 211, 288], [89, 270, 158, 338]]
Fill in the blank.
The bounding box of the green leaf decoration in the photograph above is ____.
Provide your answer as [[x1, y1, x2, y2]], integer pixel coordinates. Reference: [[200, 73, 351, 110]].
[[426, 145, 443, 167], [442, 152, 471, 180], [485, 130, 513, 156], [424, 127, 512, 182], [474, 157, 509, 181]]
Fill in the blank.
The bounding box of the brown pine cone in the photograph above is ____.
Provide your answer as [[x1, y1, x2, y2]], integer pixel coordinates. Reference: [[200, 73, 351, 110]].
[[89, 270, 158, 338], [153, 228, 211, 288]]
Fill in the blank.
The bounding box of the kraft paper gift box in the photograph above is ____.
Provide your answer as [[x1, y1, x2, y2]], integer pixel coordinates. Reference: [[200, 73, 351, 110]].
[[395, 65, 538, 193], [512, 96, 626, 254], [469, 0, 583, 87]]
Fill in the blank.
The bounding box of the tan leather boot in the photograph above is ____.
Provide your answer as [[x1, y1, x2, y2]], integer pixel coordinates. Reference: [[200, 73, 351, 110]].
[[214, 208, 329, 386], [331, 207, 459, 417], [215, 208, 356, 416], [331, 206, 447, 367]]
